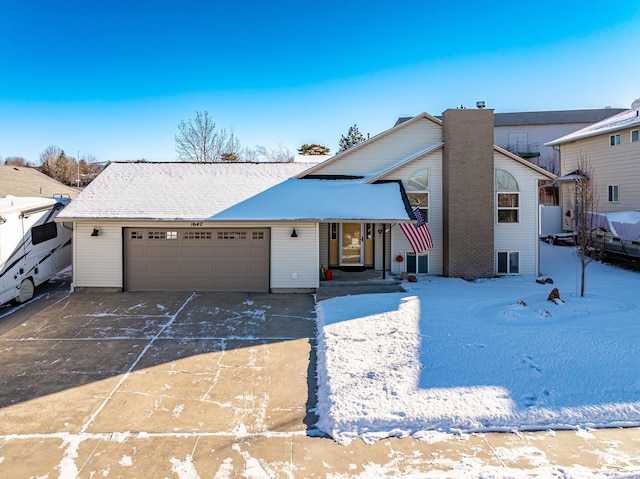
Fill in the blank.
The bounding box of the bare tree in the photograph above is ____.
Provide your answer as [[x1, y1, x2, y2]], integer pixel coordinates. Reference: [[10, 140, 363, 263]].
[[255, 144, 293, 163], [571, 154, 602, 297], [4, 156, 32, 166], [39, 145, 63, 174], [175, 111, 242, 163], [221, 127, 242, 162], [240, 147, 259, 163], [546, 147, 560, 176], [77, 154, 102, 184], [175, 111, 216, 162]]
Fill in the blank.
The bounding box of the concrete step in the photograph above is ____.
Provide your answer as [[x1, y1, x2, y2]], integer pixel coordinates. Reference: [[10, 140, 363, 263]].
[[319, 279, 401, 287]]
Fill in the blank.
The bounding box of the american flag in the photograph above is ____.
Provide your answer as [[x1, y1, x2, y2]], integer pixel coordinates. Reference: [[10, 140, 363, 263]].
[[400, 206, 433, 253]]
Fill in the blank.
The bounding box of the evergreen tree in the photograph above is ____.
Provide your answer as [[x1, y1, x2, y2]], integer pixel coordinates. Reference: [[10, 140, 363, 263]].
[[338, 125, 366, 152], [298, 143, 330, 155]]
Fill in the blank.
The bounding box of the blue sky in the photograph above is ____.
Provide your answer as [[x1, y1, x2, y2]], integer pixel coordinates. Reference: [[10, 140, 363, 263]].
[[1, 0, 639, 163]]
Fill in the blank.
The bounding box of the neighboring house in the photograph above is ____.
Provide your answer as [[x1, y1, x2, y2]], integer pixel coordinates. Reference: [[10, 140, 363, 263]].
[[493, 108, 625, 173], [545, 98, 640, 231], [396, 107, 625, 173], [58, 108, 554, 294], [0, 165, 81, 198]]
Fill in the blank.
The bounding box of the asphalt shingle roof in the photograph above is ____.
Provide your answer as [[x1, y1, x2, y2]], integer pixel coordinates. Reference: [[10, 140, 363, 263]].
[[58, 162, 318, 220]]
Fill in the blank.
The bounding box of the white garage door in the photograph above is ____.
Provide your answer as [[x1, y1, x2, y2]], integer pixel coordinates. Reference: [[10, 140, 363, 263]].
[[125, 228, 270, 292]]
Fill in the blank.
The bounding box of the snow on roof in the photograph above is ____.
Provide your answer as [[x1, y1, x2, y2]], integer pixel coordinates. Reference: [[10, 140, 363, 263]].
[[545, 106, 640, 146], [58, 162, 318, 220], [1, 195, 57, 215], [211, 178, 412, 222]]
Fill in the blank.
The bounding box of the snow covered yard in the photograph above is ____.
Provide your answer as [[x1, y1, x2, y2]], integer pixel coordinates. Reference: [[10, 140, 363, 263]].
[[315, 242, 640, 445]]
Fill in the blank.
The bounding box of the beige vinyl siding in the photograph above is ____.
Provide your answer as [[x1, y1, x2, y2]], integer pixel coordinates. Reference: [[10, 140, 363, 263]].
[[373, 223, 392, 271], [73, 223, 123, 288], [380, 150, 443, 275], [73, 220, 319, 291], [494, 154, 543, 276], [270, 222, 318, 289], [560, 129, 640, 213], [316, 118, 443, 176]]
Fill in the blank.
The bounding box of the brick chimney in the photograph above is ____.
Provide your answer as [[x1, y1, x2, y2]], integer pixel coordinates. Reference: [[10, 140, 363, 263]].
[[442, 107, 495, 280]]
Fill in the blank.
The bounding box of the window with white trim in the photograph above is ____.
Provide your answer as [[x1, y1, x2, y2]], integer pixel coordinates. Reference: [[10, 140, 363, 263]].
[[497, 251, 519, 275], [608, 185, 619, 203], [405, 168, 429, 223], [610, 133, 621, 146], [631, 130, 639, 142], [496, 169, 520, 224], [406, 252, 428, 274]]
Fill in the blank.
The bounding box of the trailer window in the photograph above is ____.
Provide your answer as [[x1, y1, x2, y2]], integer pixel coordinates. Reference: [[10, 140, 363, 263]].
[[32, 222, 58, 245]]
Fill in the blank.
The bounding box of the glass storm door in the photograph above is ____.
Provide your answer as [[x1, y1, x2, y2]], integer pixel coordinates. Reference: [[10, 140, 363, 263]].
[[340, 223, 363, 265]]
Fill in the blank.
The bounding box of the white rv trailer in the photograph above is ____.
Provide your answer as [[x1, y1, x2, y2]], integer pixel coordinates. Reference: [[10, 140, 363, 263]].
[[0, 195, 72, 305]]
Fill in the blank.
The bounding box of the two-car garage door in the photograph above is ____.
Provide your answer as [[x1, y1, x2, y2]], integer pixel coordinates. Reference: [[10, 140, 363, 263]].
[[125, 228, 269, 292]]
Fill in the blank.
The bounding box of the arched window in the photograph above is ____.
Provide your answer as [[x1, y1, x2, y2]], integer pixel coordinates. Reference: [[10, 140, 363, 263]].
[[496, 169, 519, 224], [405, 169, 429, 222]]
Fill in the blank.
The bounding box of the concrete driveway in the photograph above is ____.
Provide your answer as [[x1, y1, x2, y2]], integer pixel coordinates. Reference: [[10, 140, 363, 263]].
[[1, 291, 639, 478]]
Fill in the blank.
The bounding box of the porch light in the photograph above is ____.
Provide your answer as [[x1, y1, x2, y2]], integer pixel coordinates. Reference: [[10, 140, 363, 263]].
[[91, 227, 100, 237], [290, 228, 298, 238]]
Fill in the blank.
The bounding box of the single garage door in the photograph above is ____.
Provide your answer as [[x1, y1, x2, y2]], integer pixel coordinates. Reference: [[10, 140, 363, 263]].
[[125, 228, 270, 292]]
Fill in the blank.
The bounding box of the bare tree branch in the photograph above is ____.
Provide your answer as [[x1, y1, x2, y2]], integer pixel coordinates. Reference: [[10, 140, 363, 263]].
[[571, 154, 602, 297]]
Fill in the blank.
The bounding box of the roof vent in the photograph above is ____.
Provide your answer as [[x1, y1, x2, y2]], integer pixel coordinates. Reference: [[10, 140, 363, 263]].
[[476, 101, 486, 109]]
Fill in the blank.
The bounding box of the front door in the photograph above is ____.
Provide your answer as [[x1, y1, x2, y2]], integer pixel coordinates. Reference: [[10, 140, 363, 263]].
[[340, 223, 363, 265]]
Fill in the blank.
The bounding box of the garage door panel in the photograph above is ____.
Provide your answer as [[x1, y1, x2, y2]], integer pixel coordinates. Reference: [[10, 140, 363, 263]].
[[128, 245, 147, 256], [215, 245, 250, 258], [215, 261, 248, 274], [145, 245, 180, 257], [146, 262, 180, 274], [126, 228, 269, 292], [180, 261, 214, 274], [250, 262, 267, 274], [249, 246, 266, 258], [180, 245, 213, 257]]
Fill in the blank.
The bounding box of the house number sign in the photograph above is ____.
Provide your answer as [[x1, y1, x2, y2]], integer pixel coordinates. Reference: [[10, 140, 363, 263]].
[[190, 222, 203, 227]]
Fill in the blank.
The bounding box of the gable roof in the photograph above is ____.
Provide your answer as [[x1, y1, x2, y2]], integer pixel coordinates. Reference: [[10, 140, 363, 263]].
[[295, 112, 442, 178], [365, 143, 445, 184], [545, 106, 640, 146], [0, 165, 81, 199], [212, 178, 412, 222], [58, 162, 318, 221]]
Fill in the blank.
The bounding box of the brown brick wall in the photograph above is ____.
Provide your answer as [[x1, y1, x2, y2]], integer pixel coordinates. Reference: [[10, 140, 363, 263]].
[[442, 108, 495, 279]]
